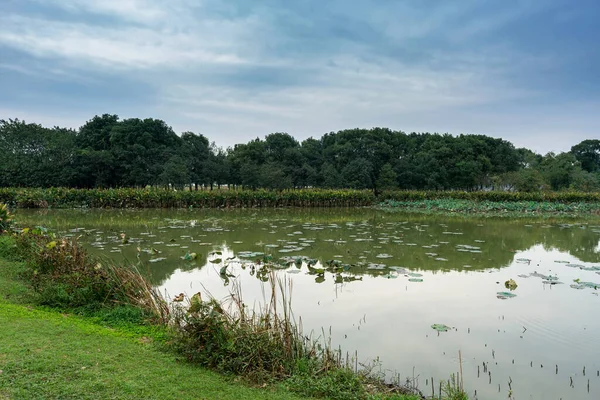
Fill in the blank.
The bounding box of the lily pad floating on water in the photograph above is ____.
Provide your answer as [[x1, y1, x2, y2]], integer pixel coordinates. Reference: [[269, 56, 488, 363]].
[[181, 252, 198, 261], [376, 253, 393, 259], [408, 272, 423, 277], [497, 292, 517, 300], [431, 324, 451, 332], [505, 279, 518, 291], [580, 281, 600, 289], [389, 266, 408, 274], [570, 284, 586, 290], [408, 278, 423, 282], [237, 251, 264, 258]]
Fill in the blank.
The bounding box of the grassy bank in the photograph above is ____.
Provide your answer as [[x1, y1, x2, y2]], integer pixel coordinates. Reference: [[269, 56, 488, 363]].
[[0, 244, 310, 400], [1, 225, 463, 400], [2, 187, 600, 212]]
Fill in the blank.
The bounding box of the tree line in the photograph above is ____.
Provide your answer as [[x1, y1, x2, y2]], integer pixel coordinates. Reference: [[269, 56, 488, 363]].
[[1, 114, 599, 192]]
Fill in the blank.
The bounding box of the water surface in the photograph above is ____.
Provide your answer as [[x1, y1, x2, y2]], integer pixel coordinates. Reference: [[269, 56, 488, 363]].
[[15, 208, 600, 400]]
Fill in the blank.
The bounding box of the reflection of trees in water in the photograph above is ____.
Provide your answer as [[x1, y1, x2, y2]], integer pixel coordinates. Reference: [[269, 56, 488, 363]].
[[13, 208, 600, 284]]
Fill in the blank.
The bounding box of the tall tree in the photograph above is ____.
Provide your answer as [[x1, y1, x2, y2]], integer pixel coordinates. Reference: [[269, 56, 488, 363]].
[[571, 140, 600, 173]]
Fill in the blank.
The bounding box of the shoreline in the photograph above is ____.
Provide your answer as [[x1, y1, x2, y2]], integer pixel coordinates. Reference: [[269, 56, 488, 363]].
[[0, 231, 449, 400]]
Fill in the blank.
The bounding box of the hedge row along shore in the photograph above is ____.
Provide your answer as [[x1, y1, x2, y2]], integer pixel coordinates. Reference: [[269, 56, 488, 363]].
[[2, 187, 600, 209]]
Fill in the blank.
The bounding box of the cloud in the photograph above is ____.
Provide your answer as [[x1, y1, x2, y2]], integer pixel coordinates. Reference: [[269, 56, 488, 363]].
[[0, 0, 598, 153]]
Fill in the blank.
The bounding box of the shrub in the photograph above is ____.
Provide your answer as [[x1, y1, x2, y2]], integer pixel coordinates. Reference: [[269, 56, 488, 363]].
[[13, 229, 167, 321]]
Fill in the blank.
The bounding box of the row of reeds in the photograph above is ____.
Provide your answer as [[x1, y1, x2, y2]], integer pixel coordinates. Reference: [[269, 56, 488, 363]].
[[0, 188, 375, 208], [2, 187, 599, 209]]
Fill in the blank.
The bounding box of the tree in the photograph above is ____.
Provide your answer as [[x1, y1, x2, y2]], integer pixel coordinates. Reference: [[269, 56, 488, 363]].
[[321, 163, 341, 188], [570, 170, 600, 192], [0, 119, 77, 187], [109, 118, 181, 187], [159, 156, 190, 189], [181, 132, 210, 189], [73, 114, 120, 187], [259, 162, 293, 190], [375, 163, 398, 191], [240, 161, 261, 189], [540, 152, 581, 190], [571, 140, 600, 173], [341, 158, 373, 189]]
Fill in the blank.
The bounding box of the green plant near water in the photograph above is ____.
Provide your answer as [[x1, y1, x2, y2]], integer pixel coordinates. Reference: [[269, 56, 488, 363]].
[[0, 187, 376, 208], [0, 203, 12, 232], [170, 277, 423, 399], [379, 198, 600, 217], [3, 187, 600, 212], [10, 228, 168, 321]]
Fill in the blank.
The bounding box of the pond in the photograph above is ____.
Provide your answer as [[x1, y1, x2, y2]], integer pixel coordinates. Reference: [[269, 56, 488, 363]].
[[14, 208, 600, 400]]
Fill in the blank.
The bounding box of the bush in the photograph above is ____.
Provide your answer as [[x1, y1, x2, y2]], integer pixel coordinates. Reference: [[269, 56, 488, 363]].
[[170, 282, 324, 382], [12, 229, 167, 321]]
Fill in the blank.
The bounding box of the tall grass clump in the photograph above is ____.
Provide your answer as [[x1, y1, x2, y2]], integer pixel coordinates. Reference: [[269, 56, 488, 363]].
[[2, 187, 600, 210], [0, 188, 376, 208], [169, 276, 423, 399], [0, 203, 12, 232], [10, 228, 168, 322]]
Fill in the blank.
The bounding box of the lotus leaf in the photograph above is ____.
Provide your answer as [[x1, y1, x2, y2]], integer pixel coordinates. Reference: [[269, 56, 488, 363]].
[[497, 292, 517, 299], [431, 324, 451, 332], [505, 279, 518, 291]]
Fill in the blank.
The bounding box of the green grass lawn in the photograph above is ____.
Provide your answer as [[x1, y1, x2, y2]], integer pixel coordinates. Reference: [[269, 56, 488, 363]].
[[0, 257, 309, 400]]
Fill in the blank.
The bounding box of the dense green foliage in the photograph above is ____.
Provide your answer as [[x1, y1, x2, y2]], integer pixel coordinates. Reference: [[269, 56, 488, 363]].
[[4, 230, 166, 320], [3, 187, 600, 210], [2, 116, 598, 192]]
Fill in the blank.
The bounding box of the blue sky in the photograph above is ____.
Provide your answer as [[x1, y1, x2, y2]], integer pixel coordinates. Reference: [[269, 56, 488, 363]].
[[1, 0, 598, 153]]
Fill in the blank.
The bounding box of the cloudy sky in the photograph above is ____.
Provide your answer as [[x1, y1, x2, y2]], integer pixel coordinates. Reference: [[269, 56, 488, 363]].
[[1, 0, 598, 153]]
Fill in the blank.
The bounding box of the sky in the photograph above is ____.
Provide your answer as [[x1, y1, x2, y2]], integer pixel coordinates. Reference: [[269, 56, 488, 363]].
[[0, 0, 598, 154]]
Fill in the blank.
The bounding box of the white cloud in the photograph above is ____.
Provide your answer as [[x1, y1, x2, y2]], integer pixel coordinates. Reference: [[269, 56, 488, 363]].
[[0, 13, 258, 69], [0, 0, 597, 154], [34, 0, 169, 24]]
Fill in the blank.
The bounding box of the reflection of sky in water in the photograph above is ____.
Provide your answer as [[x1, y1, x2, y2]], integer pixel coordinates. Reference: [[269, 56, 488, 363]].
[[13, 209, 600, 400], [161, 244, 600, 400]]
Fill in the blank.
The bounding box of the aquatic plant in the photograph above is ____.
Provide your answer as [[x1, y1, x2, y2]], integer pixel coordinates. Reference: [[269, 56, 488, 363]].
[[3, 187, 600, 214]]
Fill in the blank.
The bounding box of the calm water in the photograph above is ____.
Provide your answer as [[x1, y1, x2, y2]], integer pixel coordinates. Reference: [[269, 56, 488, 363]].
[[14, 208, 600, 400]]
